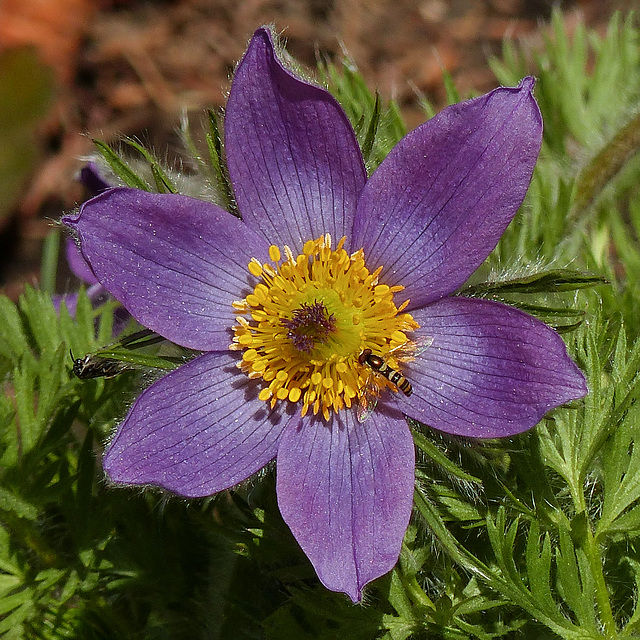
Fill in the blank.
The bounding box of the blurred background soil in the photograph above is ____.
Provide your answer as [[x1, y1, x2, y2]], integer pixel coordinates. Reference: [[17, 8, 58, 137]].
[[0, 0, 635, 299]]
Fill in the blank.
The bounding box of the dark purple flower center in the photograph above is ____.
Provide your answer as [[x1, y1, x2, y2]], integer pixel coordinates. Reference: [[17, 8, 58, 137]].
[[281, 300, 336, 353]]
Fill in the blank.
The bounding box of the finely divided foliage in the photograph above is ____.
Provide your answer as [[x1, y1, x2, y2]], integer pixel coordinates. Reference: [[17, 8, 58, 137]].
[[1, 11, 640, 639]]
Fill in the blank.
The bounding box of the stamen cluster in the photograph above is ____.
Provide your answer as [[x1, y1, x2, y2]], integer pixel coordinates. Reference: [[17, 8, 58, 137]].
[[230, 234, 418, 420]]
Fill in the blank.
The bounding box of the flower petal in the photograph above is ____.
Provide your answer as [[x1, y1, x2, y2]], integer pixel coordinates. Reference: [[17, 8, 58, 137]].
[[78, 161, 112, 195], [103, 351, 295, 497], [66, 237, 98, 285], [276, 406, 414, 601], [225, 27, 366, 252], [401, 297, 587, 438], [63, 188, 270, 351], [52, 293, 79, 316], [352, 78, 542, 308]]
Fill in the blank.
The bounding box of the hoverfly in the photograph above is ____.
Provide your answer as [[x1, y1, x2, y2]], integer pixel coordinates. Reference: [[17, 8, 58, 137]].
[[70, 351, 130, 379], [358, 349, 413, 396], [356, 336, 434, 423], [70, 329, 165, 380]]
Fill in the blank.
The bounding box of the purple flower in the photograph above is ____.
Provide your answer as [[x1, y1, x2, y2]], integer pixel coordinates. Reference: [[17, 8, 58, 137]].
[[78, 161, 112, 196], [56, 161, 109, 314], [53, 237, 102, 317], [57, 162, 130, 331], [63, 28, 587, 601]]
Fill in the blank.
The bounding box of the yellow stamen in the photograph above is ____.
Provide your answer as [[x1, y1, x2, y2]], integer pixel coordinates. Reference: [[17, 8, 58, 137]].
[[269, 245, 281, 262], [248, 259, 263, 277], [230, 234, 419, 420]]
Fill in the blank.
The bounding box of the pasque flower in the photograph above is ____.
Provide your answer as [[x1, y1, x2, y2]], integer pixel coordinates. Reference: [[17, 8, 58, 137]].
[[56, 162, 132, 333], [54, 163, 110, 316], [64, 28, 587, 601]]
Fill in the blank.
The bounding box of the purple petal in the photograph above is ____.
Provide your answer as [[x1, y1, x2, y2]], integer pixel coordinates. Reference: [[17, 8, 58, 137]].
[[53, 284, 106, 317], [52, 293, 79, 316], [78, 161, 112, 195], [111, 305, 132, 335], [63, 188, 270, 351], [352, 78, 542, 308], [104, 351, 295, 497], [85, 282, 107, 304], [401, 297, 587, 438], [276, 406, 414, 601], [225, 27, 366, 252], [62, 236, 131, 331], [66, 237, 98, 285]]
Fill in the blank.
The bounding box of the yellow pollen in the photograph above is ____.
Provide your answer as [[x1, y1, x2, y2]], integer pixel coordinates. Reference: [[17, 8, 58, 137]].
[[289, 387, 302, 402], [230, 234, 420, 420], [269, 245, 281, 262], [248, 259, 263, 277], [258, 388, 271, 401]]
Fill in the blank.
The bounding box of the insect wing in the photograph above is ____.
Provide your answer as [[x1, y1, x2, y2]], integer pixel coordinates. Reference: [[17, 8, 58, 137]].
[[357, 385, 378, 423], [390, 335, 434, 361], [412, 335, 434, 357]]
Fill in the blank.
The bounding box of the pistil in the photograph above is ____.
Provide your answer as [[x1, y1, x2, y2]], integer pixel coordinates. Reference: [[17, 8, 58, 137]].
[[281, 300, 336, 353]]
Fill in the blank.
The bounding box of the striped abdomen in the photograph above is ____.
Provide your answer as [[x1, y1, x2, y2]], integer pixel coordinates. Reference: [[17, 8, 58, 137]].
[[358, 349, 413, 396]]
